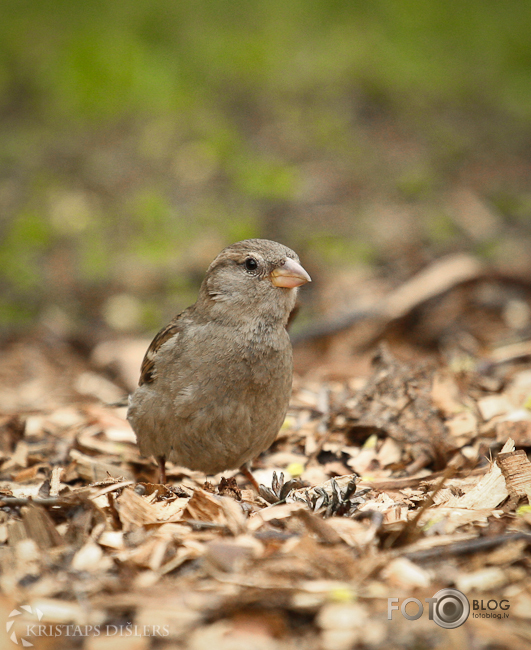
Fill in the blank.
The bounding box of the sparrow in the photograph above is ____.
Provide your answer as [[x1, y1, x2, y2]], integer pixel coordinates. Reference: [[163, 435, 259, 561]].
[[127, 239, 311, 485]]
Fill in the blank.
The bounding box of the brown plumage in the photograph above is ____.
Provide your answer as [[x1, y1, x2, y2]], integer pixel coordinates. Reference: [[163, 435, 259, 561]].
[[127, 239, 311, 483]]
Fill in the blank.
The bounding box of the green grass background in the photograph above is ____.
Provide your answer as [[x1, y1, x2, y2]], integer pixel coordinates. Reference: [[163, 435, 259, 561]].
[[1, 0, 531, 334]]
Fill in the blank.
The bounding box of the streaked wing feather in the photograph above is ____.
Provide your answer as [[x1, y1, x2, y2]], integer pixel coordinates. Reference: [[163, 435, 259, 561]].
[[138, 319, 181, 385]]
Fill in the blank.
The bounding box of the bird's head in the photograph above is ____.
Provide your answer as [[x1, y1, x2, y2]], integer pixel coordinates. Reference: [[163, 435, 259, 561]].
[[197, 239, 311, 326]]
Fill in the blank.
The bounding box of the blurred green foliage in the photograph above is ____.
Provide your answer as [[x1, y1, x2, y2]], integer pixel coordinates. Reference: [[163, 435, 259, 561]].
[[3, 0, 530, 122], [1, 0, 531, 333]]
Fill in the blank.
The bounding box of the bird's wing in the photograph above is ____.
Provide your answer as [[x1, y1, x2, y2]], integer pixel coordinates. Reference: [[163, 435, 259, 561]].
[[138, 313, 187, 386]]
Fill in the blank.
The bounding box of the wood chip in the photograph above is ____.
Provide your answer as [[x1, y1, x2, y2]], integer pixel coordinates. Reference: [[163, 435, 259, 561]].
[[477, 395, 513, 421], [496, 420, 531, 446], [431, 370, 464, 416], [117, 487, 158, 531], [497, 449, 531, 499], [456, 567, 508, 592], [445, 411, 478, 441], [440, 461, 508, 510], [19, 504, 64, 548], [382, 557, 432, 588], [182, 488, 246, 535], [69, 448, 133, 481]]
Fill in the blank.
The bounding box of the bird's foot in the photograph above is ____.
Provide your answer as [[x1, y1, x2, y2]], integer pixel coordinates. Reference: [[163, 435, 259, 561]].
[[239, 465, 261, 492], [157, 455, 167, 484]]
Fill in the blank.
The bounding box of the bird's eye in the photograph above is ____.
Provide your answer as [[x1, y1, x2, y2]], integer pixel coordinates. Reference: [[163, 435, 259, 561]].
[[244, 257, 258, 271]]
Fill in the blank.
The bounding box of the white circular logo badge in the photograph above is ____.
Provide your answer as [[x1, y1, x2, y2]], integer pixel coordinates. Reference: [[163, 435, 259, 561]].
[[6, 605, 44, 647]]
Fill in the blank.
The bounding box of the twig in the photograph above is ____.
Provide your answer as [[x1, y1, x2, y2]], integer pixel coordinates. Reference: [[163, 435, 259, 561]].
[[290, 309, 376, 346], [0, 480, 135, 509], [88, 480, 135, 500], [358, 465, 487, 491], [0, 496, 85, 507], [384, 465, 456, 549], [305, 384, 331, 467], [404, 532, 531, 563], [181, 519, 230, 532]]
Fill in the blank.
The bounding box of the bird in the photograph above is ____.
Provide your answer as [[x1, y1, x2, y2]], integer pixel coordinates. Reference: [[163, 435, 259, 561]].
[[127, 239, 311, 486]]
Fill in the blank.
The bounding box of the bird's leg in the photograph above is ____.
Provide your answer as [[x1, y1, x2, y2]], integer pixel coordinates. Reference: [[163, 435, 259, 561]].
[[157, 455, 167, 484], [239, 464, 260, 492]]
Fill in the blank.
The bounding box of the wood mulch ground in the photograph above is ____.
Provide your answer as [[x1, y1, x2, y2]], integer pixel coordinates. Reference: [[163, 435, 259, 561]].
[[2, 254, 531, 649]]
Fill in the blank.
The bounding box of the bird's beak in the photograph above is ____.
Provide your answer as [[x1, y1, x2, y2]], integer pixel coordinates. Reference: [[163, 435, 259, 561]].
[[270, 258, 312, 288]]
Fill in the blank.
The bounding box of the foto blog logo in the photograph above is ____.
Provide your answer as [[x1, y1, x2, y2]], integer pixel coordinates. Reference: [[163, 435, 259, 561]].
[[388, 588, 470, 629], [6, 605, 43, 647]]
